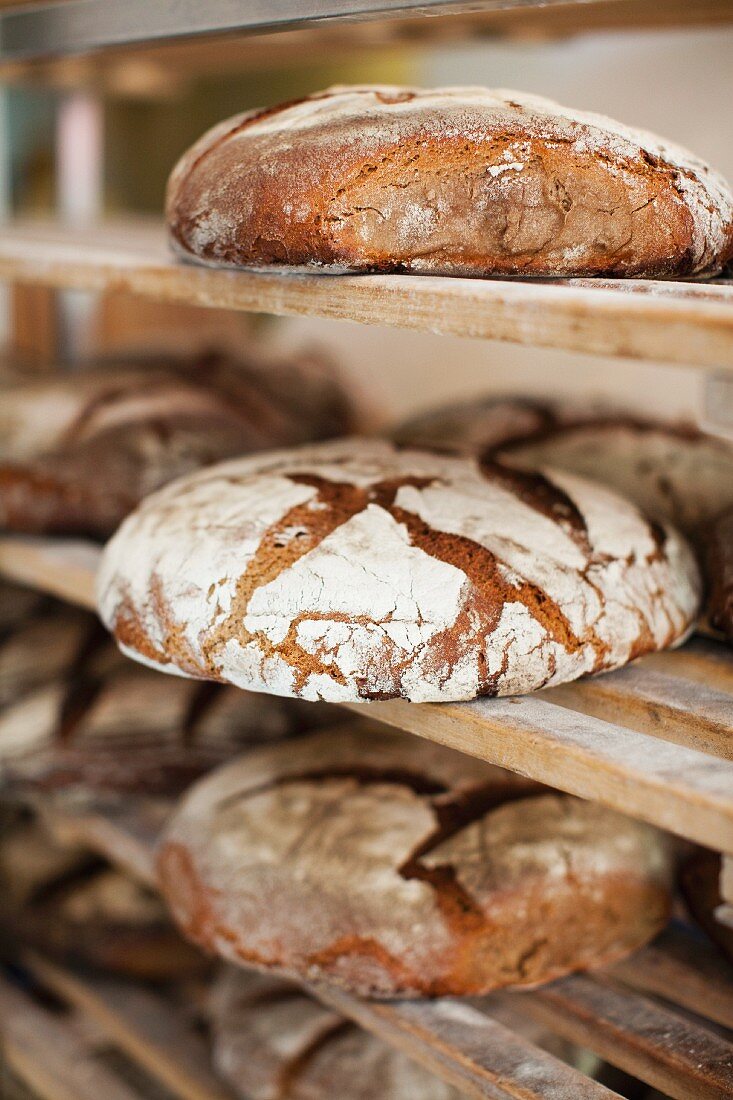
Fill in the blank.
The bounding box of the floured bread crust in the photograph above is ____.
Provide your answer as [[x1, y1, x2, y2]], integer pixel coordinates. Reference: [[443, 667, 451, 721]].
[[0, 352, 356, 539], [209, 968, 462, 1099], [394, 397, 733, 537], [98, 438, 700, 704], [158, 725, 673, 997], [167, 84, 733, 279], [0, 598, 317, 796]]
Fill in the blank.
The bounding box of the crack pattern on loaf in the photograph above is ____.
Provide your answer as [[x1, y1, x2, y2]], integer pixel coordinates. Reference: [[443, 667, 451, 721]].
[[97, 438, 701, 704], [166, 85, 733, 278], [157, 725, 673, 997]]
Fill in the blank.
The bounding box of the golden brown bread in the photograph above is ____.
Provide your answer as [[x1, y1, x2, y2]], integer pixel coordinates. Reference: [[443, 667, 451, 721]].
[[167, 85, 733, 279], [158, 724, 673, 998]]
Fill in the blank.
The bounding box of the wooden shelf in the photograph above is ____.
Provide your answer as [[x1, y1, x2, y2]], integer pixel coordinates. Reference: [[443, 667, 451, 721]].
[[6, 539, 733, 1100], [1, 220, 732, 369], [5, 533, 733, 857], [30, 794, 733, 1100], [0, 534, 99, 609]]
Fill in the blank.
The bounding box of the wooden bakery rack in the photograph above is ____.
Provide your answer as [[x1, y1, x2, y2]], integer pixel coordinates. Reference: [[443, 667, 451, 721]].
[[2, 3, 733, 1099]]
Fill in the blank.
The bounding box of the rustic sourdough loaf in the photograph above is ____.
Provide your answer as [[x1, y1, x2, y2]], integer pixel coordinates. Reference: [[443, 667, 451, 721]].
[[158, 724, 673, 997], [98, 438, 700, 704], [0, 596, 328, 796], [394, 397, 733, 537], [167, 84, 733, 278], [0, 352, 356, 538], [209, 968, 462, 1099]]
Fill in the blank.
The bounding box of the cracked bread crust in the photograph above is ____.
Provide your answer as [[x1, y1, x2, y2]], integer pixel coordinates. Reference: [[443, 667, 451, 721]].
[[0, 352, 356, 539], [209, 968, 462, 1099], [394, 397, 733, 538], [98, 437, 700, 704], [158, 725, 673, 998], [167, 84, 733, 279]]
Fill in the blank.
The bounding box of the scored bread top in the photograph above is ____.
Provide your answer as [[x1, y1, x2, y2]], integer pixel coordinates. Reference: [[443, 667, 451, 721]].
[[158, 724, 673, 997], [167, 84, 733, 278], [393, 396, 733, 537], [98, 437, 700, 704]]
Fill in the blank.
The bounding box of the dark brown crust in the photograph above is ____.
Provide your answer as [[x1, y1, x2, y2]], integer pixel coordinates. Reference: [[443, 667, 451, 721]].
[[167, 86, 733, 279], [0, 352, 356, 539], [706, 507, 733, 642], [157, 728, 672, 998]]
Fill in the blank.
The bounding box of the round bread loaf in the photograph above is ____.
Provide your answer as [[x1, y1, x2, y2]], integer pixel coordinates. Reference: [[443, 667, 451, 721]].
[[158, 724, 673, 997], [394, 398, 733, 538], [167, 84, 733, 279], [0, 599, 324, 796], [0, 351, 356, 538], [499, 421, 733, 539], [209, 968, 462, 1099], [679, 848, 733, 964], [98, 438, 700, 704]]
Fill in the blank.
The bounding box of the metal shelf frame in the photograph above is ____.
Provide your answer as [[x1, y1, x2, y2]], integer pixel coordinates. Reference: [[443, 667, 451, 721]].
[[0, 0, 608, 63]]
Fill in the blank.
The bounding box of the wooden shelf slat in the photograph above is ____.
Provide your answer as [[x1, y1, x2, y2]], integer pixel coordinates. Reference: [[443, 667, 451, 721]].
[[545, 663, 733, 759], [514, 972, 733, 1100], [0, 973, 143, 1100], [610, 924, 733, 1033], [0, 534, 99, 609], [344, 694, 733, 852], [1, 220, 732, 368], [317, 986, 622, 1100], [640, 639, 733, 695], [22, 952, 236, 1100]]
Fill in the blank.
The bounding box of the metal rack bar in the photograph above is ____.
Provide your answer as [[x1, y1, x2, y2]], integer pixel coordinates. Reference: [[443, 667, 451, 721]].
[[0, 0, 606, 63]]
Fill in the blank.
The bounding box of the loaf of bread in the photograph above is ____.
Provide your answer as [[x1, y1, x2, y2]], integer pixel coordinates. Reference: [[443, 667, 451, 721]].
[[158, 724, 673, 997], [394, 397, 733, 538], [167, 85, 733, 279], [679, 847, 733, 965], [0, 351, 357, 538], [209, 968, 462, 1099], [98, 438, 700, 704], [706, 508, 733, 642], [0, 595, 329, 796], [0, 809, 203, 979]]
